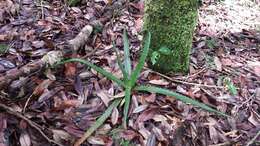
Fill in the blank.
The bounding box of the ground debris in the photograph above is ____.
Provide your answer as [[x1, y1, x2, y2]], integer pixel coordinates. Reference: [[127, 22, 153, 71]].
[[0, 0, 259, 145]]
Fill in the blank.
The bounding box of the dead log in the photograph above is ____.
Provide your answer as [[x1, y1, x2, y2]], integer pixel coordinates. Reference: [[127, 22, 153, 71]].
[[0, 25, 93, 90]]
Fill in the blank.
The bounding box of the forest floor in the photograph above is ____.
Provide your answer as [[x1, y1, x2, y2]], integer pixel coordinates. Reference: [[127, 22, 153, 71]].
[[0, 0, 259, 146]]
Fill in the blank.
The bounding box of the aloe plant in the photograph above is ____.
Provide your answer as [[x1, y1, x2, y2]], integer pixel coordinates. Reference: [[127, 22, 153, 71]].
[[58, 31, 228, 145]]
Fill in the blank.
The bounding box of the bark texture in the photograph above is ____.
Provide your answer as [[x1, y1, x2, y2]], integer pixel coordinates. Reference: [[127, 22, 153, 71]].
[[143, 0, 198, 73]]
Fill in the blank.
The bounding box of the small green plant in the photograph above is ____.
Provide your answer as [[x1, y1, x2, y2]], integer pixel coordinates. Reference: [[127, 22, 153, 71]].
[[205, 55, 216, 69], [206, 38, 217, 49], [67, 0, 81, 6], [150, 46, 171, 65], [58, 30, 228, 145], [223, 77, 238, 96], [0, 44, 8, 55]]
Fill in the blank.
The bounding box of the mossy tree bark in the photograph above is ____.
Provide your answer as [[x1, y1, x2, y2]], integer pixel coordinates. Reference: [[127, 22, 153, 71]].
[[143, 0, 198, 74]]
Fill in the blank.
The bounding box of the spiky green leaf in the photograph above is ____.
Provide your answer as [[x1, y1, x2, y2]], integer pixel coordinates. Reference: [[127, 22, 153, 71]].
[[123, 29, 131, 77], [135, 85, 229, 117], [123, 87, 131, 128], [59, 58, 125, 87], [113, 42, 129, 81], [75, 99, 121, 145], [129, 32, 151, 87]]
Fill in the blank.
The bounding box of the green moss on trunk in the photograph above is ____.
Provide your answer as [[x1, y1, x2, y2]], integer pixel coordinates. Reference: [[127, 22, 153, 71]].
[[143, 0, 198, 74]]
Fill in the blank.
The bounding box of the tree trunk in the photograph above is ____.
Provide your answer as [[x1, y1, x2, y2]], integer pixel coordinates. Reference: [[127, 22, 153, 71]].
[[143, 0, 198, 74]]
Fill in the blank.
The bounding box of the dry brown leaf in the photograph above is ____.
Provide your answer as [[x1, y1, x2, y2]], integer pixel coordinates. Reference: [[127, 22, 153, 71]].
[[52, 129, 72, 143], [221, 58, 233, 66], [0, 34, 8, 41], [111, 107, 119, 125], [144, 93, 156, 103], [209, 125, 219, 144], [253, 66, 260, 77], [152, 127, 166, 142], [248, 110, 260, 127], [97, 90, 111, 107], [64, 62, 77, 77], [214, 56, 222, 71], [135, 18, 143, 32], [136, 108, 157, 123], [0, 114, 7, 146], [87, 136, 105, 145], [19, 131, 31, 146], [256, 88, 260, 100], [96, 124, 111, 135], [54, 99, 81, 110], [133, 104, 149, 114], [119, 130, 138, 140], [146, 133, 156, 146], [138, 127, 151, 140], [149, 79, 169, 86], [32, 79, 53, 96], [108, 91, 125, 99], [152, 115, 167, 122]]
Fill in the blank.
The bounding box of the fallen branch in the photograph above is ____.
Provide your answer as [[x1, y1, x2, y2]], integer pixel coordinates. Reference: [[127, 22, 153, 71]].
[[0, 25, 94, 90], [0, 59, 45, 89], [0, 103, 63, 146]]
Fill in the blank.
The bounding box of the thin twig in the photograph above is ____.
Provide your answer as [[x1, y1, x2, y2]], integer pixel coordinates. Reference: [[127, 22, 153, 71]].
[[82, 46, 99, 59], [176, 68, 207, 80], [246, 131, 260, 146], [209, 141, 232, 146], [144, 67, 224, 89], [23, 94, 33, 113], [0, 103, 63, 146]]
